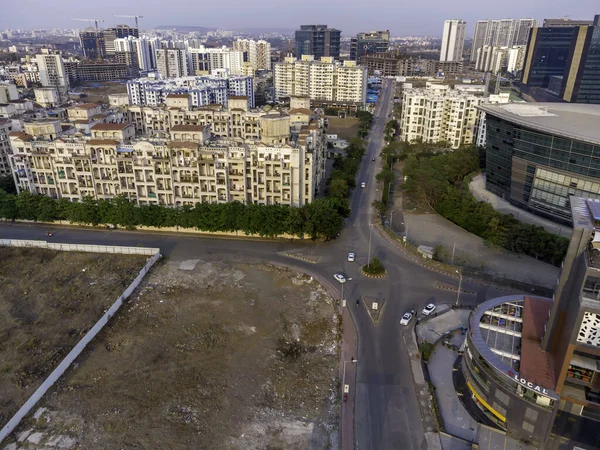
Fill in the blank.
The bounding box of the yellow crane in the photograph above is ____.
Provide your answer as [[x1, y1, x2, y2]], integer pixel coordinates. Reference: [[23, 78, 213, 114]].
[[72, 18, 105, 61], [114, 15, 144, 29]]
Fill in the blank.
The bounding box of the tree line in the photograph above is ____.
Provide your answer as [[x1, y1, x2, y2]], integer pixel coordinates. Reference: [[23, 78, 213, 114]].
[[402, 145, 569, 266], [0, 190, 349, 240]]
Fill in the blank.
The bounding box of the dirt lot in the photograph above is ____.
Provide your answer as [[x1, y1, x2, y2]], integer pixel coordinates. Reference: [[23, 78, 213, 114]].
[[77, 81, 127, 105], [0, 248, 147, 427], [326, 116, 360, 140], [6, 260, 340, 450]]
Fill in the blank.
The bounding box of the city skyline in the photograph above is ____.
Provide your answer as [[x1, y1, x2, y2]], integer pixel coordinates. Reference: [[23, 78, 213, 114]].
[[0, 0, 598, 36]]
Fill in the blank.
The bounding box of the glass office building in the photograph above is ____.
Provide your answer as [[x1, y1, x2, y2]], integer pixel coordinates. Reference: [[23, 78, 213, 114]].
[[521, 15, 600, 104], [294, 25, 341, 60], [481, 103, 600, 224]]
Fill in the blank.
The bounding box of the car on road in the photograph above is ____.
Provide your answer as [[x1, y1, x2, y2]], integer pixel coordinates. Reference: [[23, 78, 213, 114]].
[[334, 273, 347, 284], [361, 182, 366, 188], [347, 252, 355, 262], [372, 157, 375, 161], [422, 303, 436, 316], [400, 311, 414, 326]]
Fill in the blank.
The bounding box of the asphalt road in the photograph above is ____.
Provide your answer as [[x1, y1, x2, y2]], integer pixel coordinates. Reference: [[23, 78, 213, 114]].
[[0, 80, 511, 450]]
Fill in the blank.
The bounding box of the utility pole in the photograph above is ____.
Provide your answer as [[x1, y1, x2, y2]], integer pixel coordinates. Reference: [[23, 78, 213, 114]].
[[455, 270, 463, 307]]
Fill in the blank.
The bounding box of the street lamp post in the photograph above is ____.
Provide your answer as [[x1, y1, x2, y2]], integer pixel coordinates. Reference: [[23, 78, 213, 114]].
[[455, 270, 463, 308], [342, 358, 357, 401]]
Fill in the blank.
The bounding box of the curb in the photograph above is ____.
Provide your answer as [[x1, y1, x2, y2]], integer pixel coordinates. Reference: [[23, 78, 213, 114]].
[[285, 253, 320, 264], [360, 266, 387, 278], [374, 222, 527, 294], [434, 282, 475, 295]]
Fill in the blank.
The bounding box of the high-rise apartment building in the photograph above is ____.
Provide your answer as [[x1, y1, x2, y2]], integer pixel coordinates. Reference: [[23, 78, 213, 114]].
[[471, 19, 536, 64], [274, 56, 366, 108], [233, 39, 272, 70], [104, 25, 139, 56], [79, 29, 105, 60], [472, 21, 490, 62], [521, 15, 600, 104], [440, 19, 466, 62], [36, 50, 69, 89], [350, 30, 390, 64], [543, 18, 594, 27], [295, 25, 341, 60], [400, 83, 509, 149], [187, 46, 245, 75], [156, 48, 189, 79]]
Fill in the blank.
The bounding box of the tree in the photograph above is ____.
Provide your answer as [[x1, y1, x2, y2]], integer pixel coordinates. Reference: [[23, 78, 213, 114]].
[[0, 175, 16, 195], [376, 168, 395, 185], [329, 178, 349, 199]]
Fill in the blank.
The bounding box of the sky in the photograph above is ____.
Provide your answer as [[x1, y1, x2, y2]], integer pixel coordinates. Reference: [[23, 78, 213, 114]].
[[0, 0, 598, 36]]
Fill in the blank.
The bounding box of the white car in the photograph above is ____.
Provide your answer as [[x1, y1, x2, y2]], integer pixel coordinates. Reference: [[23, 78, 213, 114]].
[[400, 312, 413, 326], [361, 182, 366, 188], [348, 252, 355, 262], [422, 303, 436, 316], [334, 273, 347, 284]]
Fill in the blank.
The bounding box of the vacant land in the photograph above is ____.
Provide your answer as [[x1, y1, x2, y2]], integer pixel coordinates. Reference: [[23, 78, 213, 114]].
[[7, 261, 340, 449], [0, 248, 147, 426], [326, 116, 360, 140], [77, 81, 127, 105]]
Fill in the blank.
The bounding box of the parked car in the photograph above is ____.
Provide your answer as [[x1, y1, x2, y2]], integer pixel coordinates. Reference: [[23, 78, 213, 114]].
[[334, 273, 347, 284], [347, 252, 355, 262], [361, 182, 366, 188], [422, 303, 436, 316], [400, 311, 414, 326]]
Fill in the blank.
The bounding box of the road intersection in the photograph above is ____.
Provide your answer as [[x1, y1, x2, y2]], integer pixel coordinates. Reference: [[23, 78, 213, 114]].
[[0, 80, 511, 449]]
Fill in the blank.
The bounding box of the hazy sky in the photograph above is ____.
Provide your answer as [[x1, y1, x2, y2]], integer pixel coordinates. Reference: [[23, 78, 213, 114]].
[[0, 0, 598, 36]]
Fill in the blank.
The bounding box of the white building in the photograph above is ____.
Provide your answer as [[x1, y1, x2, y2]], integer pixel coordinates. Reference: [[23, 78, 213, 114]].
[[440, 19, 466, 62], [475, 92, 513, 147], [187, 46, 245, 75], [233, 39, 272, 70], [506, 45, 527, 75], [34, 87, 61, 108], [401, 84, 495, 149], [35, 50, 69, 89], [156, 48, 189, 79], [127, 75, 254, 108], [0, 82, 18, 103], [471, 19, 537, 64], [274, 56, 367, 107], [0, 118, 14, 176]]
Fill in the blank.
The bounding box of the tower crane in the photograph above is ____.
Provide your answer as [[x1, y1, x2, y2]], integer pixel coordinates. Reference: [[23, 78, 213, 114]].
[[114, 15, 143, 29], [72, 18, 105, 61]]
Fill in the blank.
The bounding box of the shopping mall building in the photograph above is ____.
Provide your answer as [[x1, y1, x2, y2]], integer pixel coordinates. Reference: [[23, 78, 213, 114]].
[[481, 103, 600, 226], [461, 197, 600, 448]]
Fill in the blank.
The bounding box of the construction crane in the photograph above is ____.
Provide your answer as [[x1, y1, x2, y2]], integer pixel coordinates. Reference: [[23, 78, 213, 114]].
[[114, 15, 143, 28], [72, 18, 105, 61]]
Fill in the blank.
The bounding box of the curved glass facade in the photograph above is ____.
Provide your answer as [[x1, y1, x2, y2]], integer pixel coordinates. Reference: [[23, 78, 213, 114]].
[[485, 114, 600, 224]]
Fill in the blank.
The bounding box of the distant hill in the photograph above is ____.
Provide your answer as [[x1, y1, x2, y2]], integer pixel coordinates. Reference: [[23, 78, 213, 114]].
[[156, 26, 216, 32]]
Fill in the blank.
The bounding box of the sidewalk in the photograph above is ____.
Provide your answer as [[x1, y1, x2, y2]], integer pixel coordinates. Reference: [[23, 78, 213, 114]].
[[404, 328, 443, 450], [469, 174, 571, 237]]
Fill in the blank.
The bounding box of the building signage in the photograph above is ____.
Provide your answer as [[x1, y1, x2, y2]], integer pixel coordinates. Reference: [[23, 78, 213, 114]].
[[508, 370, 549, 395]]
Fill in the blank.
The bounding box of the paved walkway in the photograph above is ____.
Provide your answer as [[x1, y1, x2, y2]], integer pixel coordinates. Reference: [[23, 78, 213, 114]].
[[403, 213, 559, 288], [469, 174, 572, 238], [428, 332, 478, 443]]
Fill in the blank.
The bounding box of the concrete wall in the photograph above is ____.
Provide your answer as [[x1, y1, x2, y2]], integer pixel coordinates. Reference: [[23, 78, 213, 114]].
[[0, 239, 159, 256], [0, 242, 161, 444]]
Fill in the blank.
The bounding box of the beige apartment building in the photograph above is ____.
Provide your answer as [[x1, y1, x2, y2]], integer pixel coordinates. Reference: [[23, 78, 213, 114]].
[[274, 55, 367, 107], [400, 84, 485, 149], [9, 105, 327, 208]]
